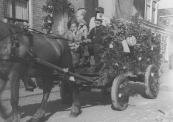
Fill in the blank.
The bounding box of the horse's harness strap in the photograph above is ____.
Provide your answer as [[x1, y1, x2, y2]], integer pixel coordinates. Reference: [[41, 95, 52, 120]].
[[0, 26, 35, 65], [0, 55, 30, 65]]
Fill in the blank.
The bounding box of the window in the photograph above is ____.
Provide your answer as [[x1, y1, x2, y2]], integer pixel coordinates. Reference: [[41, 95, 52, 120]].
[[133, 0, 145, 18], [152, 1, 156, 23], [4, 0, 29, 22]]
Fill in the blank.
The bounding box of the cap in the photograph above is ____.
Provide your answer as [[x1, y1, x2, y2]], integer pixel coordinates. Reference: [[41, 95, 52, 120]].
[[95, 7, 104, 13]]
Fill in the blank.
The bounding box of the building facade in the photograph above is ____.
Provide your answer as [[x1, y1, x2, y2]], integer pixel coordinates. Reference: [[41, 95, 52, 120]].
[[0, 0, 172, 60], [158, 8, 173, 61]]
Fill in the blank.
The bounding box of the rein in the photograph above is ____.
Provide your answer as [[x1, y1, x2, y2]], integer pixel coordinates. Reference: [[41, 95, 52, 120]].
[[0, 26, 80, 65]]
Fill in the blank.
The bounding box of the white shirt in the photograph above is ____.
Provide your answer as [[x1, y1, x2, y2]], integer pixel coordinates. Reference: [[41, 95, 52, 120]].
[[89, 16, 110, 32]]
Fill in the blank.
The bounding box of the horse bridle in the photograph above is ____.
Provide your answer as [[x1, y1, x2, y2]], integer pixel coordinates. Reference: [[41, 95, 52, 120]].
[[0, 28, 32, 65]]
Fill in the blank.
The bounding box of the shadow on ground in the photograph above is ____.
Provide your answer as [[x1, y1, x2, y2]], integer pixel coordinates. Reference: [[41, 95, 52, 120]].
[[20, 82, 147, 122], [20, 91, 112, 122], [128, 82, 148, 98]]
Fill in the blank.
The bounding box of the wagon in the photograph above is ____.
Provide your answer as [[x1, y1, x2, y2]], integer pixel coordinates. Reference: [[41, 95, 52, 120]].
[[35, 46, 160, 111]]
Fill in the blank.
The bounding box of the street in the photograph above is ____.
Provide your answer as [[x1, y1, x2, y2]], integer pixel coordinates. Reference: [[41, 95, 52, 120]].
[[0, 63, 173, 122]]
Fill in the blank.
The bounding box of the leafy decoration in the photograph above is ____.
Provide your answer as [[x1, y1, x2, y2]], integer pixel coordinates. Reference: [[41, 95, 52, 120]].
[[42, 0, 74, 14], [42, 0, 74, 33], [97, 14, 164, 86]]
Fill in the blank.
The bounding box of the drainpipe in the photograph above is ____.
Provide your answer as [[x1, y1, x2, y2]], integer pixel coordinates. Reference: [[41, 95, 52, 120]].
[[29, 0, 33, 28]]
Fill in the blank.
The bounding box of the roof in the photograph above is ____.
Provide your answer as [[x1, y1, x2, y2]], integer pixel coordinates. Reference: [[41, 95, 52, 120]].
[[158, 8, 173, 28], [158, 8, 173, 16]]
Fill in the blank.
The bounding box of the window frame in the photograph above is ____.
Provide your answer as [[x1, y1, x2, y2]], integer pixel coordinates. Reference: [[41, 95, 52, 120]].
[[152, 1, 156, 23], [145, 0, 151, 21], [3, 0, 29, 22]]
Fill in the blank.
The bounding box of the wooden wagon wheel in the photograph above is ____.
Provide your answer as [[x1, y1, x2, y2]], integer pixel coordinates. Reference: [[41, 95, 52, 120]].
[[59, 81, 73, 104], [111, 74, 130, 111], [145, 65, 160, 99]]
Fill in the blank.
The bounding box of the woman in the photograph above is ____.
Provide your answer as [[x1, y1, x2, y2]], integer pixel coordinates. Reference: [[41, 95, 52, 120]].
[[76, 9, 90, 66], [64, 19, 83, 65]]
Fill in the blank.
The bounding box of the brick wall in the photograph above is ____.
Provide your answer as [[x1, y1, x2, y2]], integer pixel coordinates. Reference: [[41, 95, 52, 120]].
[[0, 0, 4, 20], [32, 0, 47, 32]]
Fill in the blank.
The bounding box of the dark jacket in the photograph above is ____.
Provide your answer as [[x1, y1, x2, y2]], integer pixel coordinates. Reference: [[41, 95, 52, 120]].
[[87, 25, 105, 44]]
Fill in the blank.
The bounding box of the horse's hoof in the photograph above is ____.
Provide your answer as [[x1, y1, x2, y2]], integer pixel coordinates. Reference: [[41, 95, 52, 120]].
[[69, 112, 78, 118], [5, 115, 20, 122]]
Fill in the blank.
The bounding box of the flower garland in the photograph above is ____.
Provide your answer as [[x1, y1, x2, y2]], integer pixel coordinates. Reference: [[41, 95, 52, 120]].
[[97, 14, 163, 86], [42, 0, 74, 33]]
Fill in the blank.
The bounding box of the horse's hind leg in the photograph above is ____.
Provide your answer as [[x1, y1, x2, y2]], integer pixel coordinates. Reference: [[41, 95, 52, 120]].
[[31, 76, 53, 122]]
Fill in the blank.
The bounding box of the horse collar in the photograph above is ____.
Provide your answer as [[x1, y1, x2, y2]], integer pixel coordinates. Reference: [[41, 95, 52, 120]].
[[10, 34, 20, 57]]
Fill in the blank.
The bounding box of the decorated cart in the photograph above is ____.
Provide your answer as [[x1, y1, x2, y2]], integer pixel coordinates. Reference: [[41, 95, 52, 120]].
[[37, 14, 163, 111]]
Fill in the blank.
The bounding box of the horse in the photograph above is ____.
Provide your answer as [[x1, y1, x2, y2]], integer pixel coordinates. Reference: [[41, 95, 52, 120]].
[[0, 20, 80, 122]]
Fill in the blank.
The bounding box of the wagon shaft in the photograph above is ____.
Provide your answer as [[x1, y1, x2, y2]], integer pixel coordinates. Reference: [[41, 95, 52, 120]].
[[35, 58, 94, 83]]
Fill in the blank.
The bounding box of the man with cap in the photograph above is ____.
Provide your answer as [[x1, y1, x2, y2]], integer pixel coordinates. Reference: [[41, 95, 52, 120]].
[[89, 7, 110, 32], [85, 17, 106, 72]]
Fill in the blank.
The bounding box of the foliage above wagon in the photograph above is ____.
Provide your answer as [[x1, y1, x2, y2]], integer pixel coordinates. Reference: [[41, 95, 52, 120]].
[[42, 0, 74, 17], [97, 14, 163, 86], [42, 0, 75, 33]]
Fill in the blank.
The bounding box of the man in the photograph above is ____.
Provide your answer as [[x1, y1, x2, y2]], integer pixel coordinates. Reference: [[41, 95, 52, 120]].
[[86, 18, 105, 72], [89, 7, 110, 32]]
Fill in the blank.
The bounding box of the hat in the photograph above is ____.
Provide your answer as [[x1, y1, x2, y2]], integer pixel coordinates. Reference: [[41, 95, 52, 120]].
[[95, 7, 104, 13]]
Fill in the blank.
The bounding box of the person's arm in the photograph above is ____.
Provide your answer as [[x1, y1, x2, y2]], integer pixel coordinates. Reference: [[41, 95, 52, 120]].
[[86, 28, 95, 43], [73, 31, 83, 43], [91, 26, 105, 44], [89, 17, 95, 32], [83, 25, 88, 39], [63, 31, 73, 43]]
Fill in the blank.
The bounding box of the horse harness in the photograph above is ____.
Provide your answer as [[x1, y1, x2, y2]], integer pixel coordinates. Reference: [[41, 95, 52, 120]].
[[0, 26, 35, 65]]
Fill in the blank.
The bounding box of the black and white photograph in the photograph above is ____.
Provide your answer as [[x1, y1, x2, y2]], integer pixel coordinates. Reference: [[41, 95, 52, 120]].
[[0, 0, 173, 122]]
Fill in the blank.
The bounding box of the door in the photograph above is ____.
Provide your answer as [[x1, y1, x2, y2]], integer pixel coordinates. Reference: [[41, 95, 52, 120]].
[[84, 0, 98, 27]]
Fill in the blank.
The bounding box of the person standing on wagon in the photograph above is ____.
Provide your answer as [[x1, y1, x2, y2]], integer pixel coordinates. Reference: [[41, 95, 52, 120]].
[[76, 8, 88, 39]]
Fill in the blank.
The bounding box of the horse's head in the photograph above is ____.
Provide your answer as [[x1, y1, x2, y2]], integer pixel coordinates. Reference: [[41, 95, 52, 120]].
[[0, 20, 29, 80]]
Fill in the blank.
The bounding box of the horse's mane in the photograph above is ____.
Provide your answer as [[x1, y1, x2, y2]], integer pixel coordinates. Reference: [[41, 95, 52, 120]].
[[0, 20, 23, 40]]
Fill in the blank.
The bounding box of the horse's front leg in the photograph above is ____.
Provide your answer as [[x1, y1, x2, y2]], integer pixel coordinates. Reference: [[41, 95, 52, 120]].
[[31, 76, 53, 122], [8, 70, 21, 122], [0, 77, 9, 119]]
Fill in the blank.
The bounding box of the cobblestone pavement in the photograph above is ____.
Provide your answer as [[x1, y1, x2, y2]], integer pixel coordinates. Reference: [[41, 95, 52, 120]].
[[0, 63, 173, 122]]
